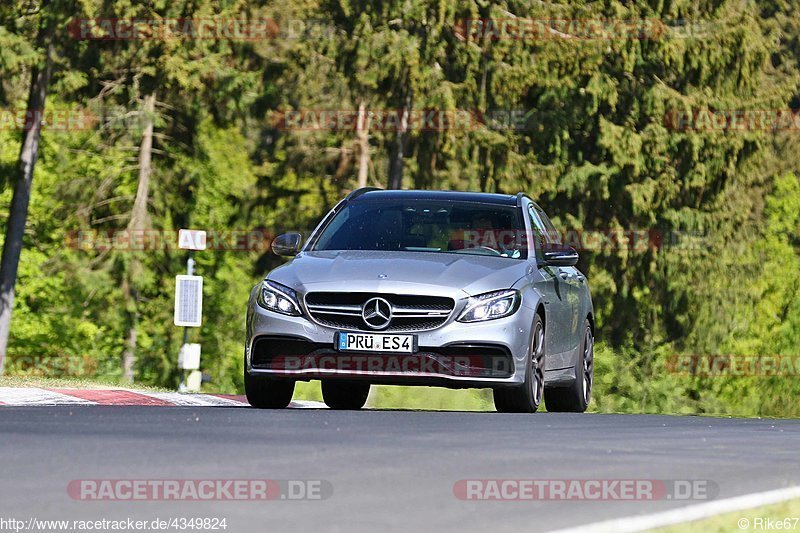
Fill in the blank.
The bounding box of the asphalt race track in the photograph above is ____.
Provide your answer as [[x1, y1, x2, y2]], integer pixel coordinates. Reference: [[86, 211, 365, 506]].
[[1, 407, 799, 532]]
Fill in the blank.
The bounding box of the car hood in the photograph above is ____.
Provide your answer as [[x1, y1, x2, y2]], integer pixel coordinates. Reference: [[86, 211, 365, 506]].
[[267, 250, 529, 298]]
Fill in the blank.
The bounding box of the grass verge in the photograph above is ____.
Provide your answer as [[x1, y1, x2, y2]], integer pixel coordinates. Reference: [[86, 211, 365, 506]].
[[0, 375, 171, 392], [652, 497, 800, 532]]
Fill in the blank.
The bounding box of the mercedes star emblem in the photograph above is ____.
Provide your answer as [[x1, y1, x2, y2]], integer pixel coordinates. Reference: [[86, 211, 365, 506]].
[[362, 297, 393, 330]]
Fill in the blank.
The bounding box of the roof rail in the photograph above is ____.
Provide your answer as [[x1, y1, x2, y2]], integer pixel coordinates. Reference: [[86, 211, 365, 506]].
[[345, 187, 383, 201]]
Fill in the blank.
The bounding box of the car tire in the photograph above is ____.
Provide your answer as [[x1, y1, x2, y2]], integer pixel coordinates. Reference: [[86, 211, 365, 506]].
[[545, 320, 593, 413], [244, 368, 295, 409], [321, 381, 370, 410], [493, 314, 545, 413]]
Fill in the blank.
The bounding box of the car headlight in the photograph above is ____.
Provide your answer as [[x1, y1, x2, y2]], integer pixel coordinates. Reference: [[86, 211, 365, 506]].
[[257, 280, 302, 316], [457, 289, 520, 322]]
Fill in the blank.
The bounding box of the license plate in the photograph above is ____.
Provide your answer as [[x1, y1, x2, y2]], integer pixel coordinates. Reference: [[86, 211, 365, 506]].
[[336, 332, 416, 353]]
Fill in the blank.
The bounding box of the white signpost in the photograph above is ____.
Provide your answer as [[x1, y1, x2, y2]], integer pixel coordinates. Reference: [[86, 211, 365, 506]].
[[178, 229, 207, 251], [175, 229, 206, 392], [178, 343, 202, 391]]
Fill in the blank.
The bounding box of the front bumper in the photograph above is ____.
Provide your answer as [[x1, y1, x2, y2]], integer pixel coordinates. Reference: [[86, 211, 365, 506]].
[[245, 292, 534, 389]]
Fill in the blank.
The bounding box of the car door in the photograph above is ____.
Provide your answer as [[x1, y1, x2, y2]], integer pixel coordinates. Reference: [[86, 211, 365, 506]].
[[526, 202, 573, 366], [533, 203, 582, 353]]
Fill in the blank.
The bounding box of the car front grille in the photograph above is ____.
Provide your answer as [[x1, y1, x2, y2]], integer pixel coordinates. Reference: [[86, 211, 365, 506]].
[[304, 292, 455, 332]]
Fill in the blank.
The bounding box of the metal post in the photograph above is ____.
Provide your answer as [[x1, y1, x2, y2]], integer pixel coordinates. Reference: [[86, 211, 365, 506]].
[[179, 250, 195, 391]]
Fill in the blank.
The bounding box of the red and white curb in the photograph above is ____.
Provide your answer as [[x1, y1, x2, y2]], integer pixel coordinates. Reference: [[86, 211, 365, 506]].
[[0, 387, 326, 408]]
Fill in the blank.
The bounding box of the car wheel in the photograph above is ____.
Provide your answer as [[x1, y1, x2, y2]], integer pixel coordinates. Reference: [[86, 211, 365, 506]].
[[493, 314, 545, 413], [321, 381, 370, 410], [545, 320, 593, 413], [244, 368, 295, 409]]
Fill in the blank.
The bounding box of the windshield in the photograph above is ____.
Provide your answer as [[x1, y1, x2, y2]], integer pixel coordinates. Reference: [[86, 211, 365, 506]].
[[313, 199, 527, 259]]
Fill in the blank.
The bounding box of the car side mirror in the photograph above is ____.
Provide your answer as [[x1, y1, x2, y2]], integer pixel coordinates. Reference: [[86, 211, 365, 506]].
[[271, 233, 303, 257], [542, 245, 579, 267]]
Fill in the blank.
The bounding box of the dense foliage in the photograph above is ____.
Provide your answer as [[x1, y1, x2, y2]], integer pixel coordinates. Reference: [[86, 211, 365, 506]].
[[1, 0, 799, 416]]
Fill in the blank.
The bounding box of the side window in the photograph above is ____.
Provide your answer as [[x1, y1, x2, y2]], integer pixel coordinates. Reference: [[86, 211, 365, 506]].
[[527, 204, 546, 260], [534, 205, 562, 245]]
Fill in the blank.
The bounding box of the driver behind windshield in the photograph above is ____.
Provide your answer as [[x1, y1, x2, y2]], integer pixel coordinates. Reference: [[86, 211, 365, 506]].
[[448, 211, 521, 257], [315, 200, 526, 259]]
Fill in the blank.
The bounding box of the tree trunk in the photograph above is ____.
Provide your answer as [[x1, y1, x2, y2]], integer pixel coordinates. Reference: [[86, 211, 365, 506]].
[[129, 93, 156, 231], [121, 92, 156, 383], [123, 318, 137, 383], [387, 93, 412, 190], [0, 42, 55, 375], [356, 100, 369, 188]]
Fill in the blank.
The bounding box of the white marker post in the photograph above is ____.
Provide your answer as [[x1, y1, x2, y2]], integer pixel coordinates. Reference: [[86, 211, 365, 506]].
[[175, 229, 206, 392]]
